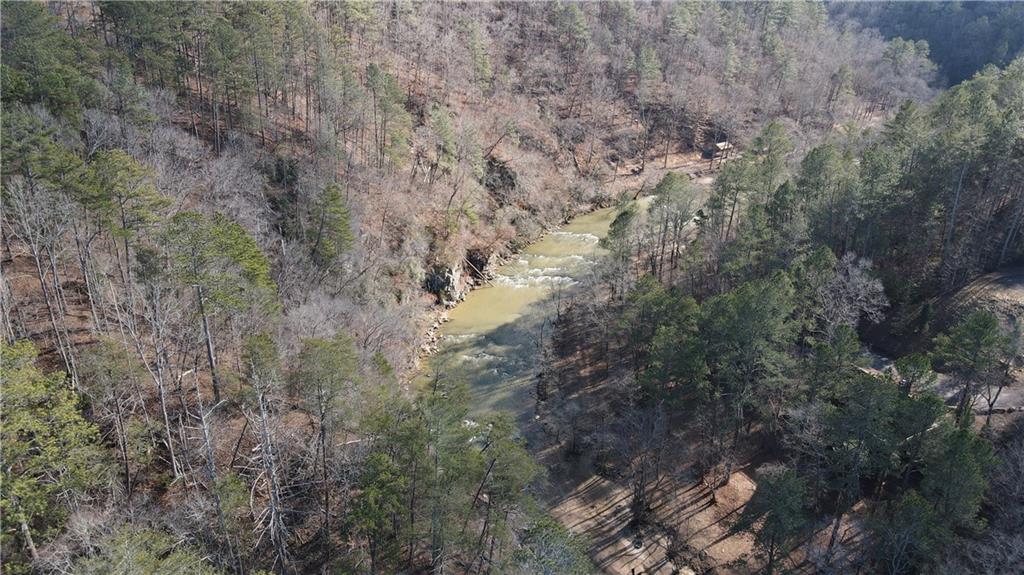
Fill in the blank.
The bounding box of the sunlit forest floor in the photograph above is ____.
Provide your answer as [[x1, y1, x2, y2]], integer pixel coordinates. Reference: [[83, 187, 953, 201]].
[[532, 266, 1024, 574]]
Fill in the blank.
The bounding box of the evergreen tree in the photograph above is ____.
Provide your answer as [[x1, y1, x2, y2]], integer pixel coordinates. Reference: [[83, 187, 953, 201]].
[[0, 341, 108, 571], [513, 515, 593, 575], [0, 2, 99, 119], [366, 63, 411, 170], [648, 172, 696, 280], [307, 183, 354, 269], [892, 353, 937, 397], [163, 211, 277, 403], [819, 372, 900, 563], [351, 453, 408, 575], [748, 121, 794, 203], [73, 526, 221, 575], [870, 490, 947, 575], [81, 149, 169, 287], [466, 23, 493, 90], [736, 464, 808, 575], [292, 333, 359, 558], [934, 310, 1008, 421], [920, 423, 995, 531], [701, 275, 796, 438], [78, 338, 153, 503]]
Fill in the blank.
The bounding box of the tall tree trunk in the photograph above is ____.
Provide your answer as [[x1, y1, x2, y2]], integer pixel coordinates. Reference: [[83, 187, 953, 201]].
[[999, 186, 1024, 266], [941, 163, 968, 273], [254, 390, 291, 573], [194, 373, 239, 574], [319, 397, 332, 567], [461, 458, 495, 536], [46, 247, 79, 385], [766, 535, 777, 575], [196, 285, 222, 403], [407, 457, 418, 569], [148, 288, 180, 476], [30, 242, 75, 385], [72, 223, 103, 332], [19, 516, 38, 563], [824, 510, 843, 565]]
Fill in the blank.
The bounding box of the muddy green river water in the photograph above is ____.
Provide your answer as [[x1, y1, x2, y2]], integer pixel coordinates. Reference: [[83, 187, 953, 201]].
[[423, 205, 624, 419]]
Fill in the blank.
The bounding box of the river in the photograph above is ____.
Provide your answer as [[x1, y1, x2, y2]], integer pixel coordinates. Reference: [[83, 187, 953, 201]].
[[423, 205, 624, 419]]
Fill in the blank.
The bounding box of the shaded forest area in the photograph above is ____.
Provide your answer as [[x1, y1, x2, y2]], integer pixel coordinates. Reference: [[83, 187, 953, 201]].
[[831, 1, 1024, 86], [0, 2, 1021, 575], [537, 49, 1024, 575]]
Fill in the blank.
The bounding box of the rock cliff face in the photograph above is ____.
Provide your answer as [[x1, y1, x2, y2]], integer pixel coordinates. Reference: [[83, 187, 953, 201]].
[[465, 248, 495, 280], [425, 247, 500, 307], [426, 264, 470, 307]]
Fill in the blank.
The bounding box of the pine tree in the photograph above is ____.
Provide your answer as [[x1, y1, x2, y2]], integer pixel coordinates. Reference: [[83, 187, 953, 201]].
[[869, 490, 946, 575], [701, 275, 796, 439], [466, 23, 493, 90], [366, 63, 411, 170], [307, 183, 354, 269], [920, 422, 995, 530], [81, 149, 169, 299], [77, 337, 153, 504], [351, 453, 408, 574], [933, 310, 1008, 421], [0, 2, 99, 119], [819, 372, 901, 564], [163, 211, 276, 403], [73, 526, 221, 575], [736, 464, 808, 575], [0, 341, 108, 571], [291, 334, 360, 562]]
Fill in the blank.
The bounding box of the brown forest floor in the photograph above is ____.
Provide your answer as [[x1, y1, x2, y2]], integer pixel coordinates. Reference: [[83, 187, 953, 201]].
[[529, 265, 1024, 574], [530, 293, 766, 575]]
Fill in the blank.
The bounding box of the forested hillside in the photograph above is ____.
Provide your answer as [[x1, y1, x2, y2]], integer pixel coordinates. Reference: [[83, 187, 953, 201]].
[[830, 1, 1024, 85], [0, 2, 1020, 575], [539, 56, 1023, 572]]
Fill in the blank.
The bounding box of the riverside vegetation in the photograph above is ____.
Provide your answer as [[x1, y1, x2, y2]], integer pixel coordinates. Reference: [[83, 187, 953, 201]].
[[1, 2, 1022, 575]]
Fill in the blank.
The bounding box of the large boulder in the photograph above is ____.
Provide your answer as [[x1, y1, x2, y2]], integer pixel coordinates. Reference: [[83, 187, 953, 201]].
[[425, 264, 469, 307]]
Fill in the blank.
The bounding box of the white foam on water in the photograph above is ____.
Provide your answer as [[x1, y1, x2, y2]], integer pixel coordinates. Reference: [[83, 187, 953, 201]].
[[442, 333, 480, 343], [550, 231, 600, 242], [493, 274, 577, 288], [460, 351, 500, 362], [524, 254, 588, 265], [531, 275, 577, 286], [526, 267, 566, 276]]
